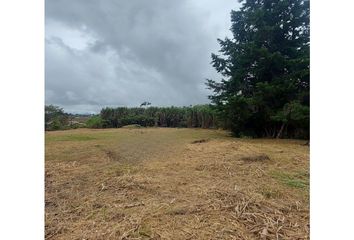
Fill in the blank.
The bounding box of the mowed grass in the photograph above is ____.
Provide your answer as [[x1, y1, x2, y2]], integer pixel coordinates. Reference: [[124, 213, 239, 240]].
[[45, 128, 309, 240]]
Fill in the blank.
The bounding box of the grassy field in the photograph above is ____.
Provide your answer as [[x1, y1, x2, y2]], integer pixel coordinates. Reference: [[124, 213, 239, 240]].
[[45, 128, 309, 239]]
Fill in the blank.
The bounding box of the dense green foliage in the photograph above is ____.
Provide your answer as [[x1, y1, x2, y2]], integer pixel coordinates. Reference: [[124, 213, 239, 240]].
[[45, 105, 69, 130], [92, 105, 219, 129], [207, 0, 309, 139], [45, 105, 220, 131], [85, 116, 104, 128]]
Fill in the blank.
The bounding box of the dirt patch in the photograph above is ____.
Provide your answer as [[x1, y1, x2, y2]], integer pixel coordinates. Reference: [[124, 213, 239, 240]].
[[104, 149, 121, 161], [191, 138, 209, 144], [241, 153, 270, 162]]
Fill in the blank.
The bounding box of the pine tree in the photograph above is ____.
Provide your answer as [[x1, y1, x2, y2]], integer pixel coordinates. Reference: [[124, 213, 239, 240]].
[[207, 0, 309, 138]]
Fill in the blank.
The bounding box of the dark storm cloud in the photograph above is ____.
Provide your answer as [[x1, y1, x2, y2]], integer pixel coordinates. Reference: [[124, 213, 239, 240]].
[[45, 0, 240, 113]]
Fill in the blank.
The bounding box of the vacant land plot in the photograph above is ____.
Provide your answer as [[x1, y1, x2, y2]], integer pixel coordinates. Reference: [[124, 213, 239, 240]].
[[45, 128, 309, 239]]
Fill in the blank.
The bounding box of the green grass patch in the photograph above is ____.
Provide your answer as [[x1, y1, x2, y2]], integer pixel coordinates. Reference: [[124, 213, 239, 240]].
[[271, 170, 309, 189]]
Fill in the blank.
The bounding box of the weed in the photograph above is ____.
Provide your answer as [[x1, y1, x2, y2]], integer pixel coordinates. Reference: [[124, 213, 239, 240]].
[[271, 171, 309, 189]]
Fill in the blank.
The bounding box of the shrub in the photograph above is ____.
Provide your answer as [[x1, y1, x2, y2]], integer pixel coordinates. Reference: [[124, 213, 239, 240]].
[[86, 116, 103, 128]]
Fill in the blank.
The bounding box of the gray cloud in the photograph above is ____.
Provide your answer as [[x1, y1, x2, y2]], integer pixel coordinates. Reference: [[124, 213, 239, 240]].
[[45, 0, 240, 113]]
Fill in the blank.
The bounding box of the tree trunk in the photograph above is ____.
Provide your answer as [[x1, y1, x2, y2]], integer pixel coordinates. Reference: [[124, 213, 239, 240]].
[[276, 122, 286, 139], [272, 126, 277, 138], [264, 128, 270, 138]]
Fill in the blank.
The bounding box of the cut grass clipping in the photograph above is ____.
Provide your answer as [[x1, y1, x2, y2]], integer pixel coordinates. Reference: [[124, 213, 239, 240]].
[[46, 128, 309, 239]]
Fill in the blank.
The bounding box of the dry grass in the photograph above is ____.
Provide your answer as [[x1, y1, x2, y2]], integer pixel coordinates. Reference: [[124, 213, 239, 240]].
[[45, 128, 309, 239]]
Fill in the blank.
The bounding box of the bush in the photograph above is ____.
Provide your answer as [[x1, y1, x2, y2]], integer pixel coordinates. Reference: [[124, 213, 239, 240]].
[[48, 118, 62, 131], [120, 115, 154, 127], [86, 116, 103, 128]]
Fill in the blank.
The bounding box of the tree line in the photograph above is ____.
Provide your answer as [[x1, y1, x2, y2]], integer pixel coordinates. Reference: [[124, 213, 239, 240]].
[[45, 104, 221, 130], [86, 105, 220, 129]]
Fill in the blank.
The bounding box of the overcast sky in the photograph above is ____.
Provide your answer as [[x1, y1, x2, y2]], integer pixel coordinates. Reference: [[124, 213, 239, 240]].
[[45, 0, 240, 113]]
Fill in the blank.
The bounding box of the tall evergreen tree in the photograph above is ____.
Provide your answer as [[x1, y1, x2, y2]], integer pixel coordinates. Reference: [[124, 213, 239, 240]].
[[207, 0, 309, 138]]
